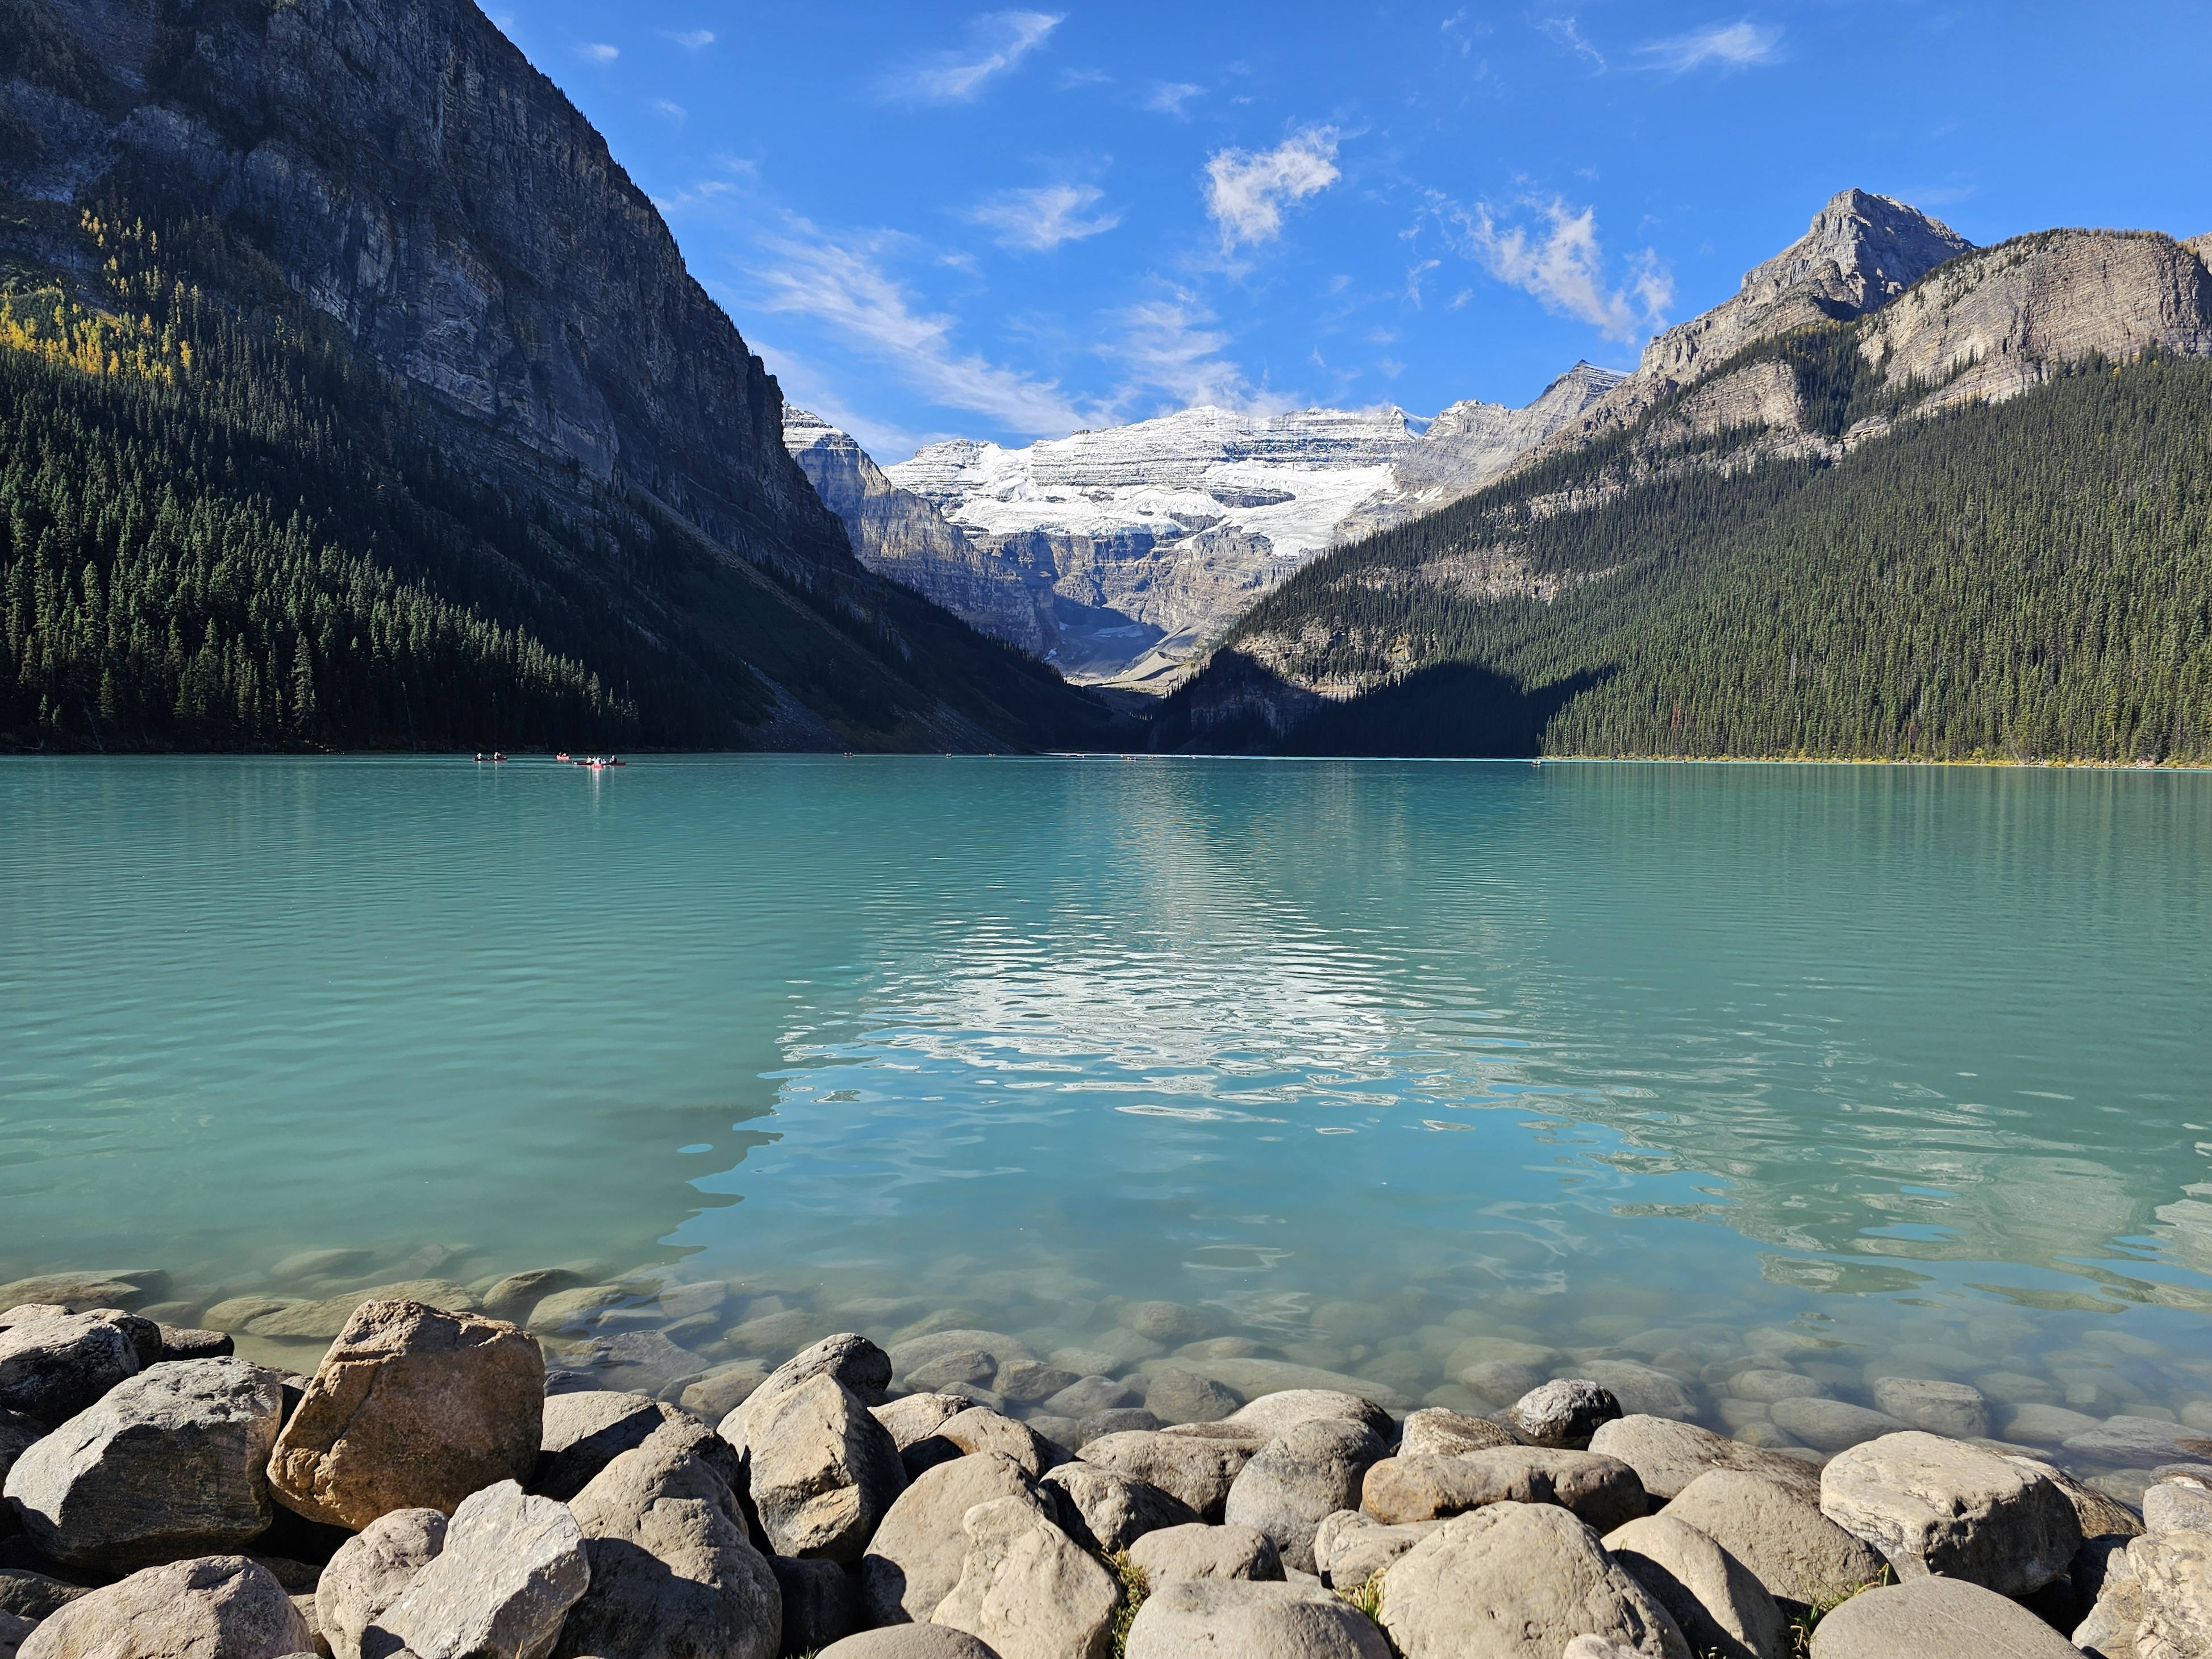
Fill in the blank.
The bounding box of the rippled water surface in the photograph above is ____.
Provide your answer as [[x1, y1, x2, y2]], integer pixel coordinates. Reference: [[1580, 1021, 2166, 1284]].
[[5, 756, 2209, 1482]]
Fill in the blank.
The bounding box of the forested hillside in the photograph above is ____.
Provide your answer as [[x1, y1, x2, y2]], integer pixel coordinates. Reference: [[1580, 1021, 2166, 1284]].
[[1159, 344, 2212, 764]]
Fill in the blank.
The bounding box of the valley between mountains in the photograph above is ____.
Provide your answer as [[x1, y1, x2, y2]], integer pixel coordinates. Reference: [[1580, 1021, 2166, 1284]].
[[2, 0, 2210, 760]]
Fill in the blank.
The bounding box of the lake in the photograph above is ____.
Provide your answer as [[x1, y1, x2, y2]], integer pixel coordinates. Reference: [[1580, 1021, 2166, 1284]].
[[3, 755, 2208, 1490]]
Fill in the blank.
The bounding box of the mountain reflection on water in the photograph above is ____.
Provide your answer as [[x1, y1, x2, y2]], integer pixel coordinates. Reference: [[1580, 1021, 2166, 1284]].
[[3, 755, 2208, 1439]]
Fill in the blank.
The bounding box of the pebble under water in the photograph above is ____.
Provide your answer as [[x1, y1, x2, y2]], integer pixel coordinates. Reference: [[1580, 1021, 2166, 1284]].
[[3, 755, 2209, 1500]]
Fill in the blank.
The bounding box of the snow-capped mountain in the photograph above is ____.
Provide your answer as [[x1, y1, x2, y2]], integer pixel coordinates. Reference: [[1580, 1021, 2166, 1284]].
[[849, 367, 1622, 686]]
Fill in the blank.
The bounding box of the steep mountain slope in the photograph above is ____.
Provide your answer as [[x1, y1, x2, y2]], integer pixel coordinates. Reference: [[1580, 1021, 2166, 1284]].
[[0, 0, 1119, 751], [872, 366, 1621, 686], [1157, 218, 2212, 762]]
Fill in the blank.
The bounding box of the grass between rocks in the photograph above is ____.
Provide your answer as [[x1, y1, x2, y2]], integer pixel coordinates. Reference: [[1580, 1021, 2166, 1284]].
[[1340, 1570, 1404, 1659], [1788, 1568, 1893, 1657], [1104, 1548, 1150, 1659]]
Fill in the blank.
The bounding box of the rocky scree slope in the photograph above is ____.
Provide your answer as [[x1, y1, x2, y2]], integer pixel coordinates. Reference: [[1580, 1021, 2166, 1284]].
[[1156, 200, 2212, 762], [0, 0, 1117, 751]]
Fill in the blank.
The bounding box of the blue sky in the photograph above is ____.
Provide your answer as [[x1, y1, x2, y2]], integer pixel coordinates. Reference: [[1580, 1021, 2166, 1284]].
[[491, 2, 2212, 461]]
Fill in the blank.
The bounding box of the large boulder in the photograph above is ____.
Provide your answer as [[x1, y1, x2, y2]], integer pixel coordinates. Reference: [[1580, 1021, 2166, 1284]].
[[724, 1374, 905, 1563], [18, 1556, 310, 1659], [929, 1495, 1118, 1659], [1589, 1417, 1824, 1505], [368, 1480, 588, 1659], [1806, 1575, 2082, 1658], [268, 1299, 544, 1529], [316, 1508, 449, 1659], [535, 1390, 689, 1503], [3, 1357, 285, 1573], [1310, 1510, 1443, 1592], [551, 1436, 781, 1659], [1361, 1448, 1645, 1534], [1819, 1431, 2080, 1594], [1602, 1514, 1787, 1659], [1078, 1431, 1257, 1522], [1223, 1419, 1384, 1574], [751, 1334, 894, 1410], [1397, 1409, 1517, 1458], [861, 1451, 1041, 1627], [1376, 1502, 1690, 1658], [1504, 1381, 1622, 1450], [1663, 1470, 1888, 1618], [2132, 1527, 2212, 1659], [1127, 1522, 1282, 1584], [1041, 1464, 1197, 1552], [0, 1315, 139, 1428], [1123, 1576, 1392, 1659]]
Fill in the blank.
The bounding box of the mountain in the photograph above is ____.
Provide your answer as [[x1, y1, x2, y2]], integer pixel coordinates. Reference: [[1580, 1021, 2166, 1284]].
[[1156, 196, 2212, 764], [0, 0, 1120, 752], [864, 366, 1621, 688]]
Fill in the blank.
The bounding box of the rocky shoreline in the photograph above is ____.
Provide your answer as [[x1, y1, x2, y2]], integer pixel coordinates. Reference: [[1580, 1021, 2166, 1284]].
[[0, 1269, 2206, 1658]]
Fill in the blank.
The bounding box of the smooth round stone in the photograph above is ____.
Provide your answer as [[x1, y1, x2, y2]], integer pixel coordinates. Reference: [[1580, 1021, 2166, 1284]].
[[1123, 1302, 1215, 1344], [1807, 1575, 2080, 1657], [1729, 1370, 1824, 1404], [1767, 1397, 1907, 1453], [1976, 1371, 2058, 1407], [1869, 1377, 1990, 1440], [1714, 1399, 1771, 1431]]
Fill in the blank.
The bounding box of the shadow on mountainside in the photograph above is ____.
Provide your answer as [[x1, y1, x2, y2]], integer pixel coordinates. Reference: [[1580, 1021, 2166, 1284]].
[[1150, 650, 1616, 757]]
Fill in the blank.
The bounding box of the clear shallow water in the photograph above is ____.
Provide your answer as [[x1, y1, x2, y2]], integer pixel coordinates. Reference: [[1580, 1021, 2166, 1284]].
[[4, 756, 2210, 1486]]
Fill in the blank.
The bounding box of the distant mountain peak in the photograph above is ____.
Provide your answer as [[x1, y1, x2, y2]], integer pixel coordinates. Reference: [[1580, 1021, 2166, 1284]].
[[1740, 187, 1973, 311]]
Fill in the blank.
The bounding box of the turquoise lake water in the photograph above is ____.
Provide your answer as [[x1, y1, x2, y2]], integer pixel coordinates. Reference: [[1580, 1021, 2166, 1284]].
[[3, 756, 2209, 1477]]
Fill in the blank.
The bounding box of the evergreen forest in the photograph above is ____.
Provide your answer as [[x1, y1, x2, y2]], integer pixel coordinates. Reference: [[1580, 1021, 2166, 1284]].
[[1186, 348, 2212, 764]]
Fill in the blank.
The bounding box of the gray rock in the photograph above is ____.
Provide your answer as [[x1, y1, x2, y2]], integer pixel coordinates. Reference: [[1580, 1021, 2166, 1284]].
[[1222, 1390, 1394, 1443], [1123, 1303, 1215, 1345], [1590, 1416, 1825, 1504], [818, 1629, 1001, 1658], [2131, 1526, 2212, 1659], [1043, 1377, 1139, 1420], [1079, 1432, 1259, 1522], [1127, 1523, 1283, 1584], [1041, 1464, 1197, 1552], [0, 1275, 166, 1314], [0, 1569, 88, 1622], [1376, 1502, 1689, 1658], [905, 1352, 997, 1394], [552, 1436, 781, 1659], [861, 1452, 1042, 1627], [1123, 1576, 1391, 1659], [1869, 1378, 1989, 1440], [0, 1412, 45, 1537], [369, 1480, 587, 1659], [1077, 1409, 1161, 1446], [935, 1408, 1062, 1477], [17, 1555, 310, 1658], [2006, 1402, 2105, 1446], [872, 1394, 969, 1450], [1602, 1514, 1787, 1659], [0, 1608, 31, 1659], [524, 1287, 626, 1337], [1455, 1359, 1544, 1408], [681, 1362, 772, 1423], [1820, 1431, 2080, 1594], [1504, 1379, 1622, 1449], [273, 1249, 380, 1282], [2007, 1456, 2146, 1543], [2148, 1482, 2212, 1535], [1664, 1469, 1886, 1616], [1310, 1510, 1442, 1591], [0, 1310, 72, 1332], [1397, 1408, 1517, 1458], [1807, 1575, 2082, 1657], [1577, 1362, 1699, 1423], [888, 1332, 1034, 1382], [769, 1556, 859, 1657], [2073, 1538, 2142, 1659], [243, 1282, 483, 1341], [2068, 1418, 2212, 1466], [0, 1315, 139, 1428], [1726, 1370, 1824, 1405], [725, 1374, 905, 1564], [929, 1495, 1117, 1659], [316, 1507, 449, 1659], [1223, 1419, 1385, 1574], [3, 1356, 285, 1572], [479, 1271, 589, 1326], [155, 1328, 235, 1362], [1360, 1448, 1646, 1534], [1173, 1362, 1411, 1416], [77, 1314, 163, 1373], [994, 1364, 1080, 1406], [535, 1390, 685, 1503], [1767, 1398, 1907, 1454], [1144, 1371, 1240, 1426]]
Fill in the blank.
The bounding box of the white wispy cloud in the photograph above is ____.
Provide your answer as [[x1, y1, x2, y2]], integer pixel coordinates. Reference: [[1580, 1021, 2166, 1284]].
[[965, 184, 1120, 252], [1637, 20, 1782, 72], [1435, 196, 1671, 341], [1106, 293, 1270, 411], [878, 11, 1062, 104], [747, 221, 1100, 435], [652, 98, 685, 122], [577, 41, 618, 62], [661, 28, 715, 50], [1145, 81, 1203, 117], [1205, 126, 1340, 252], [1537, 16, 1605, 69]]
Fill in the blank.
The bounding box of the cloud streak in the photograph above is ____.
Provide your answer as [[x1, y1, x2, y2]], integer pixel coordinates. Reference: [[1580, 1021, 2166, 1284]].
[[965, 184, 1120, 251], [1435, 196, 1671, 341], [1205, 126, 1340, 252], [1145, 81, 1203, 117], [1637, 19, 1782, 72], [878, 11, 1062, 103]]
